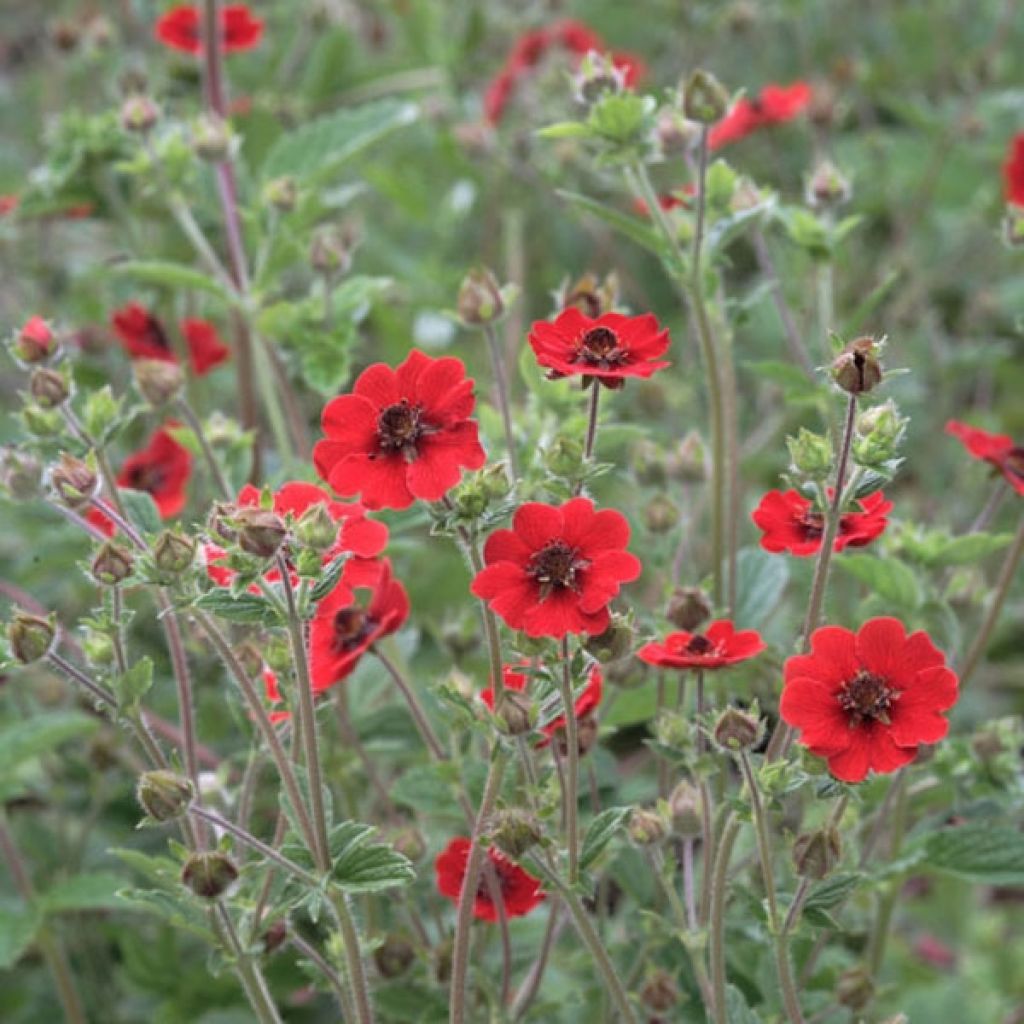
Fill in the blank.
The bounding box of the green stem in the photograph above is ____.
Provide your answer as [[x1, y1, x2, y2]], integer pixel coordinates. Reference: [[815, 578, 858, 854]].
[[327, 891, 376, 1024], [583, 381, 601, 464], [483, 322, 519, 481], [709, 817, 741, 1024], [558, 637, 580, 885], [373, 646, 447, 762], [177, 398, 232, 500], [215, 903, 284, 1024]]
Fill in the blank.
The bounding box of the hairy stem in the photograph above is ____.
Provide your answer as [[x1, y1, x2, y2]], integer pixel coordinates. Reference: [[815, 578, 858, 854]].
[[483, 322, 519, 481], [373, 646, 447, 762], [558, 637, 580, 885]]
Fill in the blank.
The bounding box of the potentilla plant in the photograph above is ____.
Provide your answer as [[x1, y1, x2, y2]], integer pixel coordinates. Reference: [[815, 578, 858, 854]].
[[1, 5, 1023, 1024]]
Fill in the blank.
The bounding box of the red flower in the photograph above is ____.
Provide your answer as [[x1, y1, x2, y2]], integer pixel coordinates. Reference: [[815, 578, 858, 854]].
[[1003, 133, 1024, 206], [0, 195, 17, 217], [181, 319, 230, 375], [709, 81, 812, 150], [480, 662, 603, 746], [314, 350, 486, 511], [471, 498, 641, 639], [154, 4, 263, 54], [552, 19, 603, 55], [946, 420, 1024, 497], [308, 559, 409, 692], [89, 424, 192, 535], [16, 316, 57, 362], [780, 617, 958, 783], [752, 489, 891, 557], [527, 308, 670, 387], [611, 52, 646, 88], [435, 837, 545, 922], [638, 620, 765, 671], [112, 304, 230, 377], [632, 185, 694, 217]]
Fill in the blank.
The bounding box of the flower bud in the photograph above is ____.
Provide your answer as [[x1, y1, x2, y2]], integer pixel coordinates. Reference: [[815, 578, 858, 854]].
[[136, 770, 193, 822], [683, 69, 730, 124], [631, 439, 666, 485], [543, 437, 584, 478], [120, 94, 160, 134], [806, 159, 851, 210], [666, 430, 707, 483], [852, 399, 906, 468], [208, 502, 239, 544], [83, 627, 115, 667], [713, 707, 762, 752], [192, 114, 232, 162], [787, 427, 833, 479], [294, 502, 338, 552], [584, 614, 634, 662], [373, 935, 415, 978], [495, 690, 534, 736], [0, 448, 42, 501], [153, 530, 195, 575], [832, 337, 883, 395], [12, 317, 57, 364], [668, 780, 704, 838], [49, 17, 81, 52], [234, 507, 287, 559], [644, 494, 678, 534], [181, 851, 239, 900], [792, 826, 841, 879], [91, 542, 134, 586], [456, 267, 505, 326], [309, 222, 360, 275], [656, 108, 698, 155], [262, 920, 288, 955], [558, 271, 619, 318], [556, 712, 600, 757], [29, 368, 70, 409], [479, 463, 511, 501], [640, 969, 679, 1012], [262, 176, 298, 212], [665, 587, 710, 631], [133, 359, 184, 407], [483, 809, 542, 858], [835, 965, 875, 1011], [970, 727, 1005, 762], [627, 807, 668, 846], [234, 641, 265, 680], [7, 613, 56, 664], [573, 51, 627, 106], [49, 453, 100, 509]]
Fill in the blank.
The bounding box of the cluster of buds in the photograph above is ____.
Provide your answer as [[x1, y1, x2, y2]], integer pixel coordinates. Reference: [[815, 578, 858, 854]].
[[483, 809, 542, 858], [832, 336, 884, 395], [448, 464, 511, 520], [853, 399, 907, 468]]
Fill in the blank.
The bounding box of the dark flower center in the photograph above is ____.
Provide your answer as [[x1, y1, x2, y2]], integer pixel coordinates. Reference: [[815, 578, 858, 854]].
[[577, 327, 627, 368], [685, 634, 716, 655], [126, 464, 165, 494], [476, 859, 509, 903], [332, 607, 370, 652], [798, 510, 825, 539], [837, 670, 899, 727], [527, 540, 590, 595], [376, 400, 424, 459], [1004, 447, 1024, 481]]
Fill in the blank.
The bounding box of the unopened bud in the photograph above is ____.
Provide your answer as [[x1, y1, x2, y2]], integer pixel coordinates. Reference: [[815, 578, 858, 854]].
[[713, 707, 762, 752], [263, 176, 298, 212], [627, 807, 668, 846], [262, 920, 288, 955], [832, 337, 883, 395], [294, 502, 337, 551], [181, 851, 239, 900], [479, 463, 512, 501], [787, 427, 833, 478], [806, 159, 851, 210], [50, 453, 100, 509], [153, 531, 195, 575], [559, 271, 619, 318], [49, 18, 80, 52], [555, 711, 600, 757], [208, 502, 238, 544], [835, 965, 874, 1011], [8, 613, 57, 664], [853, 399, 906, 467], [640, 969, 679, 1012], [483, 809, 542, 858], [668, 780, 704, 838], [0, 448, 42, 501], [656, 108, 698, 155], [683, 69, 730, 124], [495, 690, 534, 736], [29, 368, 70, 409], [192, 114, 232, 162], [136, 770, 193, 821], [585, 616, 634, 662], [665, 587, 712, 631], [970, 728, 1005, 762], [666, 430, 707, 482], [631, 439, 666, 485], [309, 222, 359, 275], [573, 50, 627, 105], [91, 542, 134, 585], [234, 507, 287, 559], [12, 317, 57, 364], [544, 437, 584, 478], [120, 94, 160, 134], [83, 628, 115, 667], [456, 267, 505, 326], [644, 494, 678, 534], [374, 935, 415, 978], [133, 359, 184, 407], [792, 826, 841, 879]]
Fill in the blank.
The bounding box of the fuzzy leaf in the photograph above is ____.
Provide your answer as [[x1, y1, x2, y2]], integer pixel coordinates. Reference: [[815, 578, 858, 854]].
[[580, 807, 631, 871], [556, 190, 668, 261], [41, 872, 129, 913], [923, 825, 1024, 884], [803, 872, 863, 911], [0, 907, 40, 969], [118, 488, 163, 536], [0, 712, 99, 774], [835, 554, 920, 608], [108, 260, 234, 304], [330, 821, 415, 893], [194, 590, 282, 626], [733, 547, 791, 627]]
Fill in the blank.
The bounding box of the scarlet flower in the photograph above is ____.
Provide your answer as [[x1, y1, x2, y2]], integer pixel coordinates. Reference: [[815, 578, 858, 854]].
[[780, 617, 959, 783], [0, 195, 17, 216], [112, 304, 230, 377], [946, 420, 1024, 497], [527, 308, 670, 388], [181, 319, 230, 375], [637, 619, 766, 671], [1003, 133, 1024, 206], [154, 4, 263, 54], [471, 498, 642, 639], [709, 81, 812, 150], [480, 662, 603, 746], [435, 837, 545, 922], [632, 185, 694, 217], [313, 350, 486, 510], [752, 489, 891, 557], [309, 559, 409, 692]]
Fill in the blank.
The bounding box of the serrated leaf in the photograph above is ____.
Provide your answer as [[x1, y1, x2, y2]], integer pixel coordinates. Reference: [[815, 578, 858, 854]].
[[917, 532, 1013, 568], [556, 189, 667, 261], [262, 100, 418, 183], [194, 589, 281, 626], [41, 872, 129, 913], [115, 888, 214, 941], [113, 657, 153, 711], [835, 554, 920, 608], [0, 712, 99, 774], [118, 488, 163, 536], [330, 821, 415, 893], [923, 825, 1024, 884], [108, 260, 234, 304], [580, 807, 630, 871], [803, 872, 862, 911], [309, 554, 351, 602], [733, 547, 790, 627], [0, 907, 40, 969]]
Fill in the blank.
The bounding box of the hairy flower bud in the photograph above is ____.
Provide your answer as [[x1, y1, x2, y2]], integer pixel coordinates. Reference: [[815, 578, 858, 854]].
[[133, 359, 184, 407], [683, 69, 730, 124], [556, 711, 600, 758], [0, 447, 42, 501], [262, 176, 298, 212], [627, 807, 668, 846], [668, 780, 704, 838], [640, 969, 680, 1012], [91, 542, 134, 586], [120, 94, 160, 134], [153, 531, 195, 576], [713, 707, 762, 752], [793, 826, 841, 879], [787, 427, 833, 478], [666, 430, 708, 483], [584, 614, 634, 662], [456, 267, 505, 326], [543, 437, 584, 478], [181, 851, 239, 900], [483, 809, 542, 858], [294, 502, 337, 552], [806, 159, 851, 210], [234, 507, 287, 559], [8, 613, 56, 664], [29, 368, 70, 409], [373, 935, 415, 978], [192, 113, 231, 162], [558, 271, 619, 319], [309, 222, 360, 276], [644, 494, 678, 534], [207, 502, 238, 544], [50, 453, 100, 509], [262, 920, 288, 955], [832, 337, 883, 395], [665, 587, 712, 631], [136, 770, 193, 821], [853, 399, 906, 468], [656, 108, 698, 155], [835, 965, 875, 1011], [12, 317, 57, 365], [495, 690, 534, 736]]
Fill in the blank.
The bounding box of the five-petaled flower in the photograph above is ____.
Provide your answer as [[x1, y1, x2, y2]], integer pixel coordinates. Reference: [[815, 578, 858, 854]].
[[528, 309, 670, 389], [154, 4, 263, 54], [435, 836, 545, 922], [471, 498, 642, 639], [313, 349, 487, 510], [946, 420, 1024, 497], [112, 303, 230, 377], [709, 81, 812, 150], [1004, 133, 1024, 206], [780, 617, 958, 783], [638, 619, 766, 671], [752, 489, 891, 557]]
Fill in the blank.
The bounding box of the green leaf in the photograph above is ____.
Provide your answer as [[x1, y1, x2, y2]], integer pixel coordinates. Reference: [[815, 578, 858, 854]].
[[310, 554, 350, 602], [115, 888, 214, 941], [733, 547, 790, 627], [904, 531, 1014, 568], [556, 190, 667, 262], [41, 872, 128, 913], [108, 260, 234, 304], [742, 360, 821, 404], [580, 807, 630, 871], [835, 554, 920, 608], [118, 488, 162, 536], [112, 657, 153, 711], [261, 100, 418, 183], [536, 121, 594, 140], [803, 872, 863, 911], [0, 712, 99, 775], [923, 825, 1024, 885], [330, 821, 415, 894], [725, 984, 762, 1024], [0, 907, 40, 969], [194, 590, 282, 626]]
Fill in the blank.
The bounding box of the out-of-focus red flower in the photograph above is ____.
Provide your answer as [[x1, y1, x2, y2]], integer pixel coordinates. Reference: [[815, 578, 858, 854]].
[[0, 195, 18, 216], [435, 837, 545, 922], [471, 498, 641, 639], [314, 350, 486, 511], [780, 617, 958, 782], [154, 4, 264, 54], [528, 308, 670, 388], [15, 316, 57, 363], [181, 319, 230, 375], [632, 185, 695, 217], [709, 81, 812, 150], [1003, 133, 1024, 206], [111, 303, 230, 377], [913, 933, 957, 970], [638, 620, 766, 671], [946, 420, 1024, 497], [752, 489, 891, 557]]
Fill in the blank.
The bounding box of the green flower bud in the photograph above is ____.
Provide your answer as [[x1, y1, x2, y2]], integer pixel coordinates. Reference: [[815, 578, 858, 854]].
[[627, 807, 668, 846], [120, 94, 160, 134], [683, 69, 730, 124], [631, 439, 667, 486], [666, 587, 712, 631], [479, 463, 512, 501], [584, 613, 635, 662], [309, 222, 360, 275], [852, 399, 906, 468], [544, 437, 584, 478], [91, 542, 134, 586], [832, 337, 883, 395], [713, 707, 762, 752], [792, 826, 841, 879], [483, 809, 542, 858], [835, 965, 874, 1011], [668, 780, 704, 838], [262, 176, 298, 212], [7, 613, 57, 664], [153, 531, 195, 576], [29, 368, 69, 409], [573, 51, 627, 106], [49, 453, 100, 509], [181, 851, 239, 900], [133, 359, 184, 407], [666, 430, 708, 483], [456, 267, 505, 326], [644, 494, 678, 534], [234, 507, 287, 559], [373, 935, 415, 978], [787, 427, 833, 479], [82, 628, 115, 667], [136, 770, 193, 822], [192, 113, 232, 162], [294, 502, 337, 551], [806, 159, 851, 210]]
